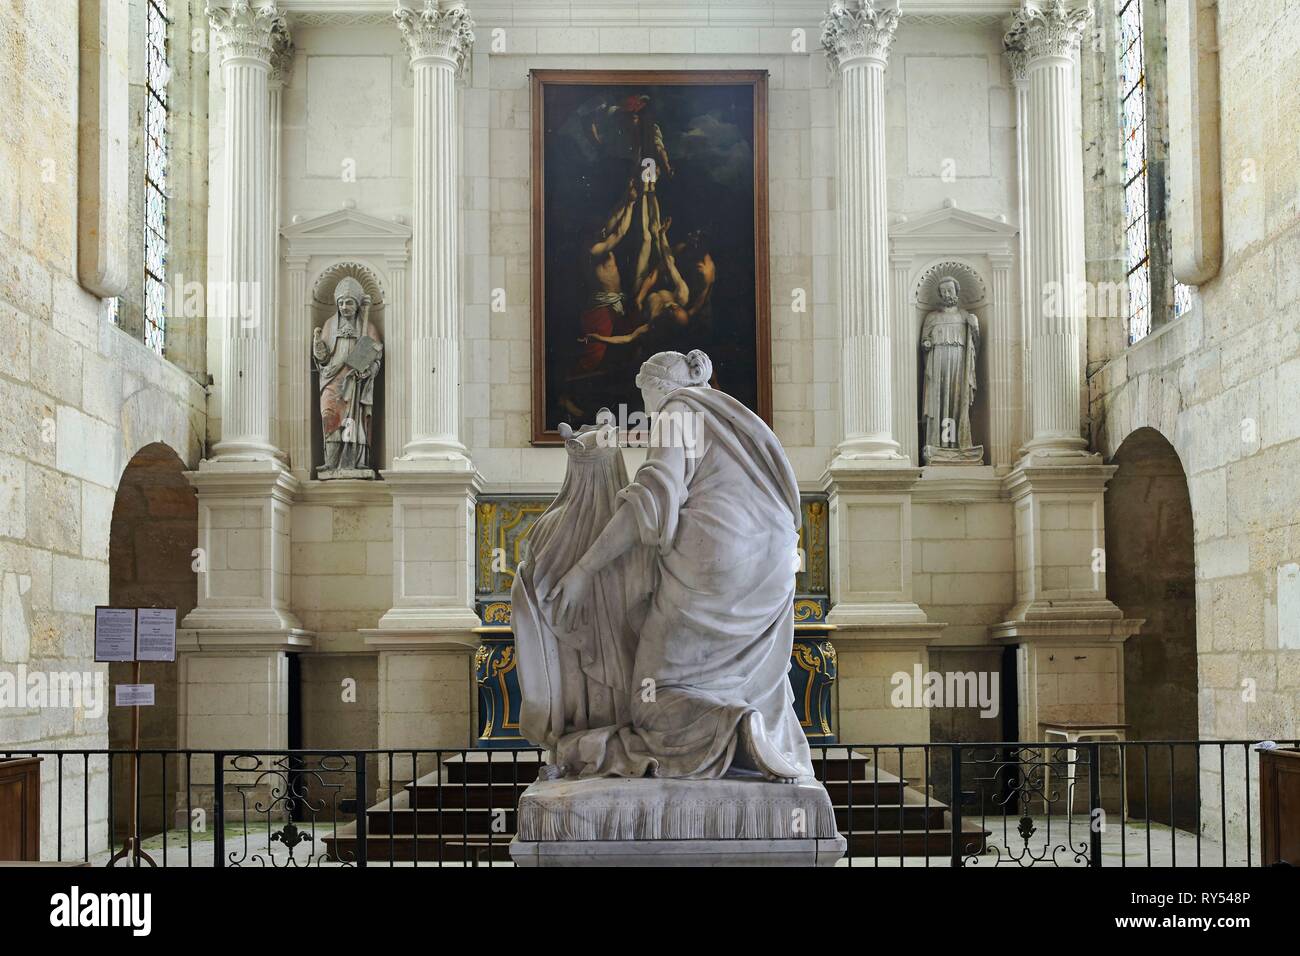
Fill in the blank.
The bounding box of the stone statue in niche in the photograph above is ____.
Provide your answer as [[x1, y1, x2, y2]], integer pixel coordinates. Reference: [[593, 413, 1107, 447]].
[[921, 275, 983, 464], [313, 276, 383, 479]]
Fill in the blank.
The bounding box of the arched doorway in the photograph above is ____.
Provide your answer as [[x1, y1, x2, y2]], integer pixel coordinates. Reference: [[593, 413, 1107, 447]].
[[107, 442, 197, 841], [1104, 427, 1198, 828]]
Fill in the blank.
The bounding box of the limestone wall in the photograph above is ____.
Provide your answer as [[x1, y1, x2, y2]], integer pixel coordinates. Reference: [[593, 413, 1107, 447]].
[[0, 0, 206, 858], [1088, 0, 1300, 847]]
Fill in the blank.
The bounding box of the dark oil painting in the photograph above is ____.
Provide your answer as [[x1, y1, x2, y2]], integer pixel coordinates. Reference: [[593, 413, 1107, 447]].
[[530, 70, 771, 443]]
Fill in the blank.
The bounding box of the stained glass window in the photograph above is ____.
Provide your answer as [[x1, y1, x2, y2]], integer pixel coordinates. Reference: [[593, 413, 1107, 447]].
[[1117, 0, 1150, 343], [143, 0, 171, 356]]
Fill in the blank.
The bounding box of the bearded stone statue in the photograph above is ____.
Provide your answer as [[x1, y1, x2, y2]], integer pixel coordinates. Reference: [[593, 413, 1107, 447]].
[[921, 275, 983, 464], [312, 276, 383, 478]]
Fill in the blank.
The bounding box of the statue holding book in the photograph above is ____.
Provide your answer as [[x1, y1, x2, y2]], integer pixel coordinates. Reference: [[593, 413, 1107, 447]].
[[313, 276, 383, 479]]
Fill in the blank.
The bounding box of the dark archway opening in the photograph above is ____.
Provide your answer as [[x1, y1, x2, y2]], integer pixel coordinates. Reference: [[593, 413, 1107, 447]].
[[107, 442, 197, 841], [1105, 427, 1198, 829]]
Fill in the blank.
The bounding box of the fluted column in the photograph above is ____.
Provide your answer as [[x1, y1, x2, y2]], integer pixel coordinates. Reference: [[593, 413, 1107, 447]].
[[821, 1, 904, 462], [267, 21, 291, 455], [889, 252, 915, 463], [1006, 0, 1092, 459], [374, 2, 481, 643], [1006, 42, 1032, 454], [989, 253, 1015, 466], [209, 0, 284, 461], [384, 258, 409, 466], [394, 1, 474, 465], [284, 254, 310, 474]]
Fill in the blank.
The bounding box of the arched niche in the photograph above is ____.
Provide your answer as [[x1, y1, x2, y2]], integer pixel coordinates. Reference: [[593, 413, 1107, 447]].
[[280, 205, 411, 477], [912, 259, 990, 465], [308, 261, 388, 477], [888, 203, 1019, 468]]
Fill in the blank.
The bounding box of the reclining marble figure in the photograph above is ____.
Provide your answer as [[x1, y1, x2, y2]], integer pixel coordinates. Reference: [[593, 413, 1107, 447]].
[[512, 349, 813, 784]]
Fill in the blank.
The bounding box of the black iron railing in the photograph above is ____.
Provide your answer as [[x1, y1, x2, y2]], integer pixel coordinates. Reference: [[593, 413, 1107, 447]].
[[3, 740, 1290, 867]]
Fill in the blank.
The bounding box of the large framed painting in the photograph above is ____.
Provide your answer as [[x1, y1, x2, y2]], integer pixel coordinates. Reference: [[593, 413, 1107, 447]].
[[530, 70, 771, 444]]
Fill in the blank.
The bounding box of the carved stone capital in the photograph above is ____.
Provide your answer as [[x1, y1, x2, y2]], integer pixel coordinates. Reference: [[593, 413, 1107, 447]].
[[820, 0, 901, 72], [1004, 0, 1093, 64], [1003, 42, 1030, 84], [268, 18, 294, 85], [394, 1, 475, 74], [207, 1, 283, 65]]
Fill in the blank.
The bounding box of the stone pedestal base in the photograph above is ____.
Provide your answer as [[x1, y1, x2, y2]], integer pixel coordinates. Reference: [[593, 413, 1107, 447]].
[[315, 467, 376, 481], [923, 444, 984, 465], [508, 776, 846, 867], [510, 836, 847, 867]]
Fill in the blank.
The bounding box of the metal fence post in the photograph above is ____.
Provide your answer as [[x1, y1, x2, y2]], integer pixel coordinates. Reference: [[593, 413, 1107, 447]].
[[950, 744, 963, 867], [213, 752, 224, 869], [355, 751, 368, 868], [1088, 742, 1102, 868]]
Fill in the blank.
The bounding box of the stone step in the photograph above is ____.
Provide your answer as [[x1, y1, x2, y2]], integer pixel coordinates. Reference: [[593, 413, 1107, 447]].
[[319, 749, 990, 862]]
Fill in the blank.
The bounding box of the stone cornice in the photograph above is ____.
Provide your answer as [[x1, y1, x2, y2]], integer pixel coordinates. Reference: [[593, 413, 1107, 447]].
[[393, 1, 475, 74], [820, 0, 901, 72], [208, 1, 285, 65], [1003, 0, 1093, 64]]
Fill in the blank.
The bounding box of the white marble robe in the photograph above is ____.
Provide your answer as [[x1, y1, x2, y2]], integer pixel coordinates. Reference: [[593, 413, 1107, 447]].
[[513, 426, 651, 756], [513, 387, 813, 781]]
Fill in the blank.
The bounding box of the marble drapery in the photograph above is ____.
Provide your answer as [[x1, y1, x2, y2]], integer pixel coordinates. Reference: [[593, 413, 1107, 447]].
[[513, 421, 650, 751], [513, 385, 812, 781]]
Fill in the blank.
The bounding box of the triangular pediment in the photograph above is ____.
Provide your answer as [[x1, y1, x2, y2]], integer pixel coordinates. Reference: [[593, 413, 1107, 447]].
[[890, 203, 1018, 238], [282, 206, 412, 241]]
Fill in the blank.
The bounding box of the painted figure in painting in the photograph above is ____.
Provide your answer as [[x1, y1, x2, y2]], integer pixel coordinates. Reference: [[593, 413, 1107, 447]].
[[920, 275, 982, 464], [312, 276, 383, 478]]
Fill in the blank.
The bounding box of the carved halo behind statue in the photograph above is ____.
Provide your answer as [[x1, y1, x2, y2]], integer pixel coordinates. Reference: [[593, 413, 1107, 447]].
[[915, 261, 986, 465], [309, 263, 386, 479]]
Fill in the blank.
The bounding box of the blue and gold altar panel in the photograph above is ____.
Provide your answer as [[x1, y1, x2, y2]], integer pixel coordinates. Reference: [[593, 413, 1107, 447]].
[[790, 636, 837, 745], [471, 493, 835, 747], [473, 638, 525, 749]]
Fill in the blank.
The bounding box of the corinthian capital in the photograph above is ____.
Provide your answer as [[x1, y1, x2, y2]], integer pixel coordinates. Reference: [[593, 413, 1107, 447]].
[[1004, 0, 1093, 63], [1003, 40, 1030, 84], [394, 1, 475, 74], [821, 0, 901, 72], [268, 18, 294, 85], [207, 1, 283, 64]]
